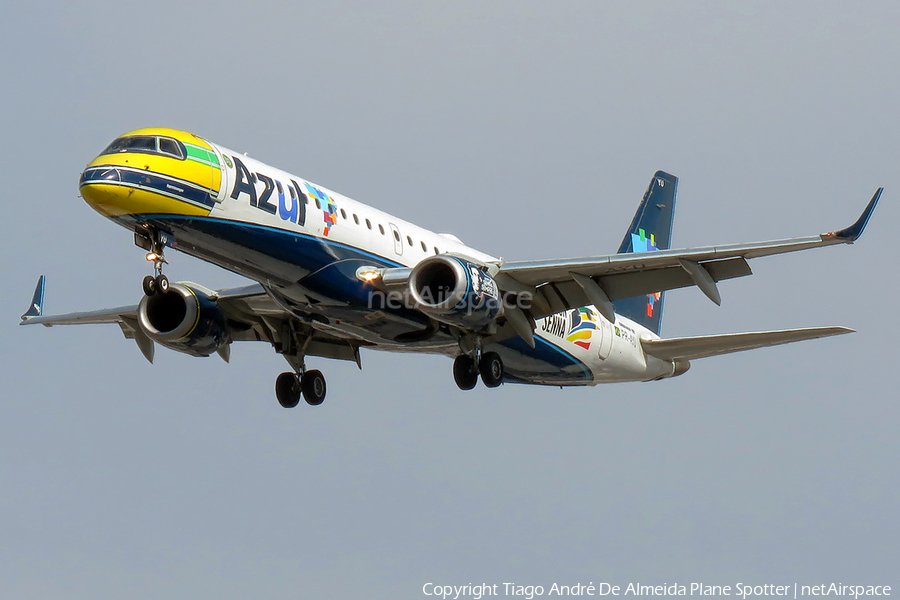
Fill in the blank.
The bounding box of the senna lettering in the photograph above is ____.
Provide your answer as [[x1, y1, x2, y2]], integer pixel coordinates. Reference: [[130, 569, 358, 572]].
[[540, 313, 570, 337], [229, 156, 310, 227]]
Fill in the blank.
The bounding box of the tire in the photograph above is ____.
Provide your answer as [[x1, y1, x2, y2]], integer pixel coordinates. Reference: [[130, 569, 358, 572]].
[[453, 355, 478, 390], [479, 351, 504, 388], [301, 370, 327, 406], [156, 274, 169, 293], [142, 275, 157, 296], [275, 372, 301, 408]]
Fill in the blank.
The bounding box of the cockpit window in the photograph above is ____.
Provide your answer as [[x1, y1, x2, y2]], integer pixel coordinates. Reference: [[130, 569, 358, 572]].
[[102, 135, 185, 160], [157, 137, 184, 158]]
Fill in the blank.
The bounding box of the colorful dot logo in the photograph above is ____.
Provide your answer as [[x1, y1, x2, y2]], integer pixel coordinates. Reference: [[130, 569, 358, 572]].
[[304, 183, 338, 236], [631, 228, 661, 316], [566, 307, 599, 350]]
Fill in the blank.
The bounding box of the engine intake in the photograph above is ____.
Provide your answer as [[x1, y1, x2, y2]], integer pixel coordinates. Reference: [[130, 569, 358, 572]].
[[138, 283, 230, 357], [408, 255, 502, 329]]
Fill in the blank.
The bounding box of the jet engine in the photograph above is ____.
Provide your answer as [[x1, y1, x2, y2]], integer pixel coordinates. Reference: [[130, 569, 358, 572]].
[[408, 255, 503, 330], [138, 283, 230, 357]]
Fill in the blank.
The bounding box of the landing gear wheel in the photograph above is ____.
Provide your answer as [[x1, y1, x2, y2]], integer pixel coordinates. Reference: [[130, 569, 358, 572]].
[[479, 351, 504, 388], [155, 274, 169, 293], [142, 275, 157, 296], [301, 370, 327, 406], [453, 355, 478, 390], [275, 372, 302, 408]]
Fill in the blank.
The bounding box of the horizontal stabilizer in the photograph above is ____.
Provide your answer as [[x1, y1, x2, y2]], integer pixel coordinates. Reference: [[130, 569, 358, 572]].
[[642, 326, 853, 361]]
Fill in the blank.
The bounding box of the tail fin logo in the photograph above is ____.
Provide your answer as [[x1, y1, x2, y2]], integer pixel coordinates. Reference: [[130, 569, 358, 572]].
[[631, 228, 661, 316], [631, 228, 658, 253], [647, 292, 662, 317]]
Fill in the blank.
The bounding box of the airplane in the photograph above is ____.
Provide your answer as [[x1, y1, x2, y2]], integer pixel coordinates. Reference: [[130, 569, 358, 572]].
[[20, 127, 882, 408]]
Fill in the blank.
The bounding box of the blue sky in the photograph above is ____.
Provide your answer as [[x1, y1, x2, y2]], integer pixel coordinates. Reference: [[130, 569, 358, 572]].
[[1, 2, 897, 597]]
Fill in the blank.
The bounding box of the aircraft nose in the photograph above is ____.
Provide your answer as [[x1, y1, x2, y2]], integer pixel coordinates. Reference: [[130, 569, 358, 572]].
[[80, 157, 214, 219], [80, 164, 132, 218]]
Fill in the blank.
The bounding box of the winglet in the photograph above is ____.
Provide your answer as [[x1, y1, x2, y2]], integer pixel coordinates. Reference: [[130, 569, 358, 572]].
[[830, 188, 882, 241], [21, 275, 46, 322]]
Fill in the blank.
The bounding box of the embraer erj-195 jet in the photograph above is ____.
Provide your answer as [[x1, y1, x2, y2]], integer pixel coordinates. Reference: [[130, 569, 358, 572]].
[[21, 128, 881, 408]]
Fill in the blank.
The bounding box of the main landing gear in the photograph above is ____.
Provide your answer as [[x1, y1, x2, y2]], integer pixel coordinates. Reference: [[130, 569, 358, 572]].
[[275, 369, 327, 408], [453, 350, 504, 391]]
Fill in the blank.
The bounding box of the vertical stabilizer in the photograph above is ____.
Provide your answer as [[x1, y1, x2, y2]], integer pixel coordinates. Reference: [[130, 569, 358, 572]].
[[612, 171, 678, 335]]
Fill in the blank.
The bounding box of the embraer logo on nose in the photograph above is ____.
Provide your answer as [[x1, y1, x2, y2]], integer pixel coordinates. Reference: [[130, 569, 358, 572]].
[[229, 156, 309, 227]]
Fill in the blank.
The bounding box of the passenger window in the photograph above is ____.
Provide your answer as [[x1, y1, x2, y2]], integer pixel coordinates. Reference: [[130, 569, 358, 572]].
[[366, 219, 372, 229], [340, 209, 347, 219], [379, 224, 385, 235], [314, 198, 321, 209], [420, 241, 427, 252], [434, 247, 439, 255], [353, 214, 359, 224], [393, 230, 400, 241], [407, 236, 413, 246]]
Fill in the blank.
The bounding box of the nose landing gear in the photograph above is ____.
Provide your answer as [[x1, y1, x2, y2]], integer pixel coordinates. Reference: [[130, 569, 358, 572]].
[[137, 228, 170, 297]]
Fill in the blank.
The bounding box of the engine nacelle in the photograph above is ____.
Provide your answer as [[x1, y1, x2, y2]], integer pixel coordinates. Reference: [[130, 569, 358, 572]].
[[138, 283, 230, 357], [408, 255, 503, 330]]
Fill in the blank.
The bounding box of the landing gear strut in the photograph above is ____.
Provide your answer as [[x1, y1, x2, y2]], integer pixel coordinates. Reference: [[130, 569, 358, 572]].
[[275, 369, 327, 408], [453, 349, 504, 391]]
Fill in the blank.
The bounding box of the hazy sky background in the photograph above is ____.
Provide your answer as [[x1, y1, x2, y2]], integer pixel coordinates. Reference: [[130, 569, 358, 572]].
[[2, 2, 898, 598]]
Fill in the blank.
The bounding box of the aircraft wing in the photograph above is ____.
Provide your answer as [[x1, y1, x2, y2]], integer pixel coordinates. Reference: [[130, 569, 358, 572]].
[[641, 326, 853, 361], [22, 304, 140, 326], [19, 279, 271, 329], [19, 278, 363, 366], [494, 188, 882, 321]]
